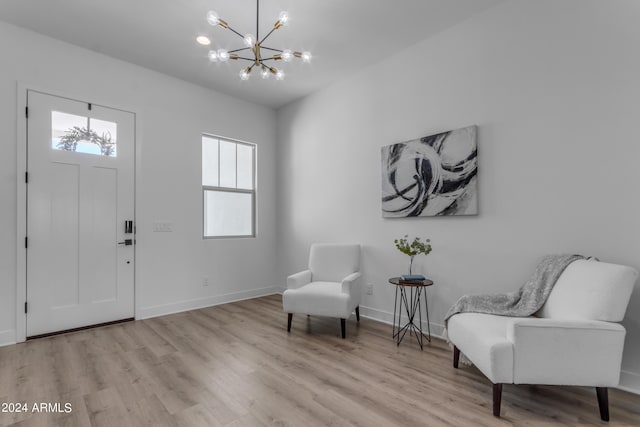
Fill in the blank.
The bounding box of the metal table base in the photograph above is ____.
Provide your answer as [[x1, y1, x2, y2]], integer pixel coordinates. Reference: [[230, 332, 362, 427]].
[[392, 280, 432, 350]]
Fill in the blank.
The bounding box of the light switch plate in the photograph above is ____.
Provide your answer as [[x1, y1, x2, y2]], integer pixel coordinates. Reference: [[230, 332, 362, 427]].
[[153, 221, 174, 232]]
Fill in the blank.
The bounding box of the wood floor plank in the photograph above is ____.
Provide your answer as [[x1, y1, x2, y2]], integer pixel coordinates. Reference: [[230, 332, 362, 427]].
[[222, 413, 266, 427], [173, 403, 225, 427], [1, 294, 639, 427], [83, 387, 135, 427]]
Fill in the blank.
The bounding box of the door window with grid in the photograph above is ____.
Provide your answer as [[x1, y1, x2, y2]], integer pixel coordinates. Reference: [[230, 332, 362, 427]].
[[202, 135, 256, 238]]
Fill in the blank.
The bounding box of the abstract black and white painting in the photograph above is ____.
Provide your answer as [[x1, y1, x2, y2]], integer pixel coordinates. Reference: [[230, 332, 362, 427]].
[[381, 125, 478, 217]]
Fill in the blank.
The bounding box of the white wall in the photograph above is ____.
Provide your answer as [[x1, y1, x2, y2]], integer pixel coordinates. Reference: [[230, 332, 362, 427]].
[[276, 0, 640, 392], [0, 21, 278, 343]]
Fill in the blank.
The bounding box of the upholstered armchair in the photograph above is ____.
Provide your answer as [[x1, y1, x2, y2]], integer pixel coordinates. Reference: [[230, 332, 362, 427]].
[[283, 243, 361, 338], [447, 259, 638, 421]]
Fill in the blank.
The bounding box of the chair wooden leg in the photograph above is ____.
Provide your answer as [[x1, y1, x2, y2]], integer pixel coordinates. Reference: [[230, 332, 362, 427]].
[[340, 318, 346, 339], [493, 383, 502, 417], [287, 313, 293, 332], [453, 346, 460, 368], [596, 387, 609, 422], [355, 306, 360, 322]]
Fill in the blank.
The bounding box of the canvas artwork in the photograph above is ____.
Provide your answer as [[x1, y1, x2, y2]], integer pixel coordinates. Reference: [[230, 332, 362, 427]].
[[381, 125, 478, 217]]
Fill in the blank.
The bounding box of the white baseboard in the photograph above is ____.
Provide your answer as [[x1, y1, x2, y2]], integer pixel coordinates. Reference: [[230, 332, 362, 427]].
[[137, 286, 282, 320], [619, 370, 640, 395], [0, 329, 16, 347], [359, 304, 446, 340], [272, 291, 446, 338]]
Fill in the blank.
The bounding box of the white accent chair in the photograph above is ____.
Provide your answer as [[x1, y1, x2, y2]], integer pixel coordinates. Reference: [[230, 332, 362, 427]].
[[447, 259, 638, 421], [283, 243, 361, 339]]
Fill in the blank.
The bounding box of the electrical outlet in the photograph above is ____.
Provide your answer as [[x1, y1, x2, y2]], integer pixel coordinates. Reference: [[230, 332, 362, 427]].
[[366, 283, 374, 295], [202, 277, 209, 287]]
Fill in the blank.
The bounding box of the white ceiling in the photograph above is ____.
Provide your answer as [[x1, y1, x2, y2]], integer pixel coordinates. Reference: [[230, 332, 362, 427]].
[[0, 0, 504, 108]]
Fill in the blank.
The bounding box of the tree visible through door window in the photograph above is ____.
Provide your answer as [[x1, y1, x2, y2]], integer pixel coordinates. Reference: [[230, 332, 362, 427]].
[[52, 111, 117, 156], [202, 135, 256, 238]]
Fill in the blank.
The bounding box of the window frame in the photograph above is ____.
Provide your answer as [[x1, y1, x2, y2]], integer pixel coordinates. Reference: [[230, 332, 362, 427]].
[[202, 134, 257, 239]]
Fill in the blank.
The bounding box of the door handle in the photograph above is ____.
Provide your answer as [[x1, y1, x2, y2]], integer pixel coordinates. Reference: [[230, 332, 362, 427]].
[[118, 239, 133, 246]]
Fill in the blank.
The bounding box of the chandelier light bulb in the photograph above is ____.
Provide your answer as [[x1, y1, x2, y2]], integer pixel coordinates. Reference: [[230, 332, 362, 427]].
[[278, 11, 289, 26], [301, 51, 312, 63], [196, 35, 211, 46], [282, 49, 293, 62], [206, 11, 220, 26], [261, 67, 270, 79], [275, 70, 285, 80], [208, 50, 218, 62], [243, 34, 256, 47], [239, 68, 251, 80], [217, 49, 230, 62]]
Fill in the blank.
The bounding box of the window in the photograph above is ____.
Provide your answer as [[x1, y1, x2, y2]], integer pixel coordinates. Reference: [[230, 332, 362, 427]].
[[202, 135, 256, 238], [52, 111, 117, 157]]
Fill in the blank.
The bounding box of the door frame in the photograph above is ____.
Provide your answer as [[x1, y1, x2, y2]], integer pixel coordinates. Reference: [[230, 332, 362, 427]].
[[15, 83, 139, 342]]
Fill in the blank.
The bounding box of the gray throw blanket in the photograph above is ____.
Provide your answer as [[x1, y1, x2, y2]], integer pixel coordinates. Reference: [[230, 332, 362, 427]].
[[443, 254, 585, 365], [445, 254, 585, 327]]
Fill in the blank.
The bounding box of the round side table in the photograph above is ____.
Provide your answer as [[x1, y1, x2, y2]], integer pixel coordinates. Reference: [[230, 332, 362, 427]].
[[388, 277, 433, 349]]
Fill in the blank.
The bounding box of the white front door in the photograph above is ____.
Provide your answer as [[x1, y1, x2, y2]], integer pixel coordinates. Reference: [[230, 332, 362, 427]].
[[26, 91, 135, 337]]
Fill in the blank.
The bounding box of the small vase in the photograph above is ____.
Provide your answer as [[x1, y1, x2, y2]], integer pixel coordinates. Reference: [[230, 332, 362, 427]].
[[409, 256, 415, 275]]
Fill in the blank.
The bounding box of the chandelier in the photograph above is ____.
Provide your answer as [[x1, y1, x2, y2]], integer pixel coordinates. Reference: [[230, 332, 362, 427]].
[[198, 0, 312, 81]]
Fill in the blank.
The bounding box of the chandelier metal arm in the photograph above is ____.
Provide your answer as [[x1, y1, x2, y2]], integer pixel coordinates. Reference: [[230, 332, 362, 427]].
[[228, 47, 251, 54], [260, 46, 283, 53], [224, 25, 245, 40], [259, 27, 277, 45], [256, 0, 259, 42], [258, 61, 275, 71], [258, 61, 279, 75]]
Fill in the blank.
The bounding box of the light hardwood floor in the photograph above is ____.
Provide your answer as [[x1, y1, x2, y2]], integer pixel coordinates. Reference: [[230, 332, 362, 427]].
[[1, 294, 639, 426]]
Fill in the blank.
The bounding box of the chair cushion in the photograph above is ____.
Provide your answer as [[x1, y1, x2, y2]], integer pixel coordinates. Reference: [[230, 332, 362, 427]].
[[447, 313, 514, 383], [538, 259, 638, 321], [309, 244, 360, 282], [282, 281, 356, 318]]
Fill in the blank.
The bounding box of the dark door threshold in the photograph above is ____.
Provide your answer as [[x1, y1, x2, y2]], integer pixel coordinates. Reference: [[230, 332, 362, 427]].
[[27, 317, 135, 340]]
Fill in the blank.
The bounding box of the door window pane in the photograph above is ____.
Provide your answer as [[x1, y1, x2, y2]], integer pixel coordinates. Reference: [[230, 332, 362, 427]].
[[90, 118, 118, 157], [204, 191, 253, 237], [52, 111, 87, 150], [51, 111, 117, 157]]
